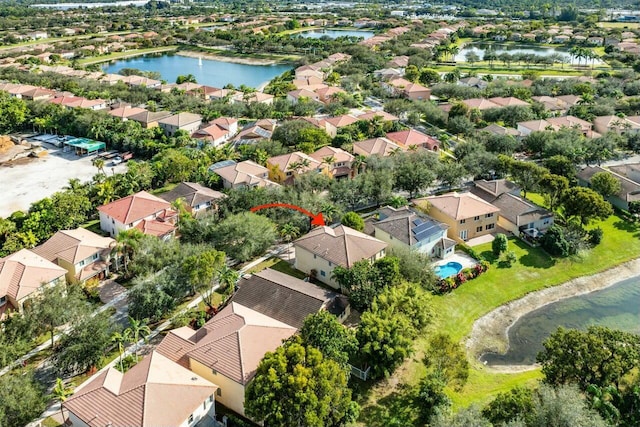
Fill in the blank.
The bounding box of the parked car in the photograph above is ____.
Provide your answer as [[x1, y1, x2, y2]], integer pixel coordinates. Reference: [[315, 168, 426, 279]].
[[111, 156, 123, 166]]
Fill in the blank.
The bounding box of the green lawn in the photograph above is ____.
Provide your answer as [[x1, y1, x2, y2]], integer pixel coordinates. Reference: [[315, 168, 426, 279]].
[[246, 256, 307, 280], [77, 46, 178, 65], [360, 212, 640, 415]]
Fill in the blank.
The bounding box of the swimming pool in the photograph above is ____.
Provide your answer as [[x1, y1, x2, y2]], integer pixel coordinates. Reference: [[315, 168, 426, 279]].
[[435, 261, 463, 279]]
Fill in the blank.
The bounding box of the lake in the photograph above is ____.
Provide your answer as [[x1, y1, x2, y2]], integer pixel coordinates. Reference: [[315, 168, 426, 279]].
[[102, 53, 292, 88], [297, 29, 375, 40], [481, 276, 640, 366], [455, 43, 603, 65]]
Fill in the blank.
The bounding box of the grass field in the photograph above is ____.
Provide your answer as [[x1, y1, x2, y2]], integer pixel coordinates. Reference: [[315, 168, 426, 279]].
[[597, 22, 640, 29], [358, 210, 640, 423], [77, 46, 178, 65]]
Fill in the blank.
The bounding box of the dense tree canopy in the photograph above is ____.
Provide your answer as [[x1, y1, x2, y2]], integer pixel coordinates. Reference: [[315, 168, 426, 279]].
[[245, 337, 358, 427]]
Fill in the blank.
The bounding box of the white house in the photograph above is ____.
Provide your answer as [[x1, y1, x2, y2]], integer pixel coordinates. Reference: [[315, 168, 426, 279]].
[[98, 191, 177, 238]]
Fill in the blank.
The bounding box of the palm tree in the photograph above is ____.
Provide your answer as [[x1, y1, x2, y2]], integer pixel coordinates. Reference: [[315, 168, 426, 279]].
[[320, 203, 338, 223], [96, 179, 116, 204], [321, 155, 336, 174], [279, 223, 300, 262], [124, 316, 151, 361], [52, 378, 73, 424], [217, 265, 239, 295], [92, 157, 106, 175], [288, 158, 311, 176], [111, 330, 130, 372], [351, 154, 367, 176], [112, 228, 144, 274], [64, 178, 84, 192]]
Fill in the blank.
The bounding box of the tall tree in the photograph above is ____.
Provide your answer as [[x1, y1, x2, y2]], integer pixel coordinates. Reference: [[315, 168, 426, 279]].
[[590, 172, 622, 199], [0, 372, 46, 427], [300, 311, 358, 367], [561, 187, 613, 226], [245, 337, 358, 427], [52, 378, 74, 424]]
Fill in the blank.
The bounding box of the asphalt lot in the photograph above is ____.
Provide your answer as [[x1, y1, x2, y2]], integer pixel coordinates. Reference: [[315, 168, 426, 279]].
[[0, 144, 127, 218]]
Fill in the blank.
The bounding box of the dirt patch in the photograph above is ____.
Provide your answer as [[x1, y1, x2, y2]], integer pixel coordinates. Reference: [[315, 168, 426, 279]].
[[177, 50, 284, 66], [466, 257, 640, 372]]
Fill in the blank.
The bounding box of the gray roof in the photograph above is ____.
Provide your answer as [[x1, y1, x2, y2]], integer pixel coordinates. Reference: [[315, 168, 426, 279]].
[[472, 179, 520, 201], [577, 166, 640, 202], [490, 193, 551, 226], [374, 206, 447, 246], [233, 268, 345, 329], [159, 182, 225, 209]]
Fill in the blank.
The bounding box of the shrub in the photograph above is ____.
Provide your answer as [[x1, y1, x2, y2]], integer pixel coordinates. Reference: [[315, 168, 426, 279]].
[[588, 227, 603, 246], [540, 225, 570, 257], [505, 250, 517, 267], [341, 211, 365, 231], [492, 233, 509, 257]]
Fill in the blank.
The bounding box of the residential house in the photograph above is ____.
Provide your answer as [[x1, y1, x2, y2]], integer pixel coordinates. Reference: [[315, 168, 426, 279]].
[[20, 87, 56, 101], [232, 120, 275, 146], [309, 146, 354, 179], [98, 191, 177, 239], [414, 192, 500, 242], [609, 163, 640, 184], [156, 302, 296, 416], [471, 179, 554, 237], [386, 129, 439, 151], [517, 119, 555, 136], [315, 86, 346, 104], [267, 151, 323, 184], [128, 110, 173, 129], [481, 124, 521, 137], [243, 92, 274, 105], [357, 111, 399, 123], [373, 68, 404, 80], [370, 206, 455, 259], [32, 228, 115, 283], [388, 55, 410, 69], [460, 98, 501, 111], [577, 166, 640, 211], [322, 114, 360, 138], [592, 115, 640, 135], [108, 106, 147, 121], [192, 117, 238, 147], [294, 225, 387, 289], [63, 351, 218, 427], [159, 182, 225, 217], [158, 112, 203, 136], [233, 268, 350, 328], [383, 77, 431, 100], [0, 249, 66, 317], [488, 96, 531, 107], [458, 77, 488, 90], [287, 88, 320, 105], [546, 115, 596, 136], [210, 160, 276, 189], [352, 137, 405, 157]]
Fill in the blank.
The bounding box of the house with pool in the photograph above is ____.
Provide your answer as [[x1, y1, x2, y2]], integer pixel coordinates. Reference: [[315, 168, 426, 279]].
[[414, 192, 500, 243], [369, 206, 456, 259]]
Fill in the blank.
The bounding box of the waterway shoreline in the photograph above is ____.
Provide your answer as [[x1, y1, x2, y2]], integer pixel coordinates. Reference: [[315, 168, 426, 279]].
[[176, 50, 288, 66], [466, 257, 640, 373]]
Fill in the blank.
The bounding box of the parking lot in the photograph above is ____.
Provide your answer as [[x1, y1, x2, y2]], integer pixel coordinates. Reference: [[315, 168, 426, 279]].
[[0, 144, 127, 218]]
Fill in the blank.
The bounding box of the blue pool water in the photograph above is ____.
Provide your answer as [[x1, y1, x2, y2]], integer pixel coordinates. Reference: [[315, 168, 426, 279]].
[[435, 261, 463, 278]]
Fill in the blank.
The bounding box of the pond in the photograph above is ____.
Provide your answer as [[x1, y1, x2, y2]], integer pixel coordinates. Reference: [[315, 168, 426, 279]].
[[480, 276, 640, 366], [102, 53, 292, 89], [455, 42, 603, 66], [296, 29, 375, 40]]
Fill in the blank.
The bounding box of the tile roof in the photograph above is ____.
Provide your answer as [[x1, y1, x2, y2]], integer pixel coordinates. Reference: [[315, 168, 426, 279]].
[[267, 152, 322, 173], [353, 137, 404, 157], [386, 129, 439, 150], [294, 225, 388, 268], [472, 179, 520, 199], [489, 192, 551, 226], [577, 166, 640, 202], [156, 302, 296, 385], [416, 192, 500, 220], [374, 206, 447, 246], [356, 111, 399, 122], [233, 268, 339, 328], [127, 110, 172, 125], [108, 106, 147, 119], [32, 228, 114, 265], [63, 351, 217, 427], [309, 146, 354, 164], [212, 160, 274, 187], [97, 191, 173, 225], [134, 219, 176, 238], [158, 112, 202, 127], [0, 249, 66, 303], [159, 182, 225, 209]]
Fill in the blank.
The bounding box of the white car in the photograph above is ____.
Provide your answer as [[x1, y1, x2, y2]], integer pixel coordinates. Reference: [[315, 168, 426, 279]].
[[111, 156, 123, 166]]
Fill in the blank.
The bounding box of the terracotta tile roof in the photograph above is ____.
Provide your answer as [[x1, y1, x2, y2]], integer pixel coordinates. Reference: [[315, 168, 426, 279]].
[[416, 192, 500, 220], [193, 124, 230, 141], [488, 97, 530, 107], [294, 225, 387, 268], [233, 268, 338, 328], [357, 111, 399, 122], [353, 137, 404, 157], [0, 249, 66, 303], [32, 228, 114, 265], [212, 160, 274, 187], [472, 179, 520, 199], [157, 303, 296, 385], [309, 146, 354, 164], [462, 98, 501, 110], [134, 219, 176, 238], [63, 351, 217, 427], [267, 152, 322, 173], [97, 191, 173, 225], [386, 129, 439, 150], [108, 106, 147, 119]]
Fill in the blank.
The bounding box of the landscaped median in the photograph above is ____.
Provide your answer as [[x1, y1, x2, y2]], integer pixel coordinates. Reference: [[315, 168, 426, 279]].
[[366, 212, 640, 410]]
